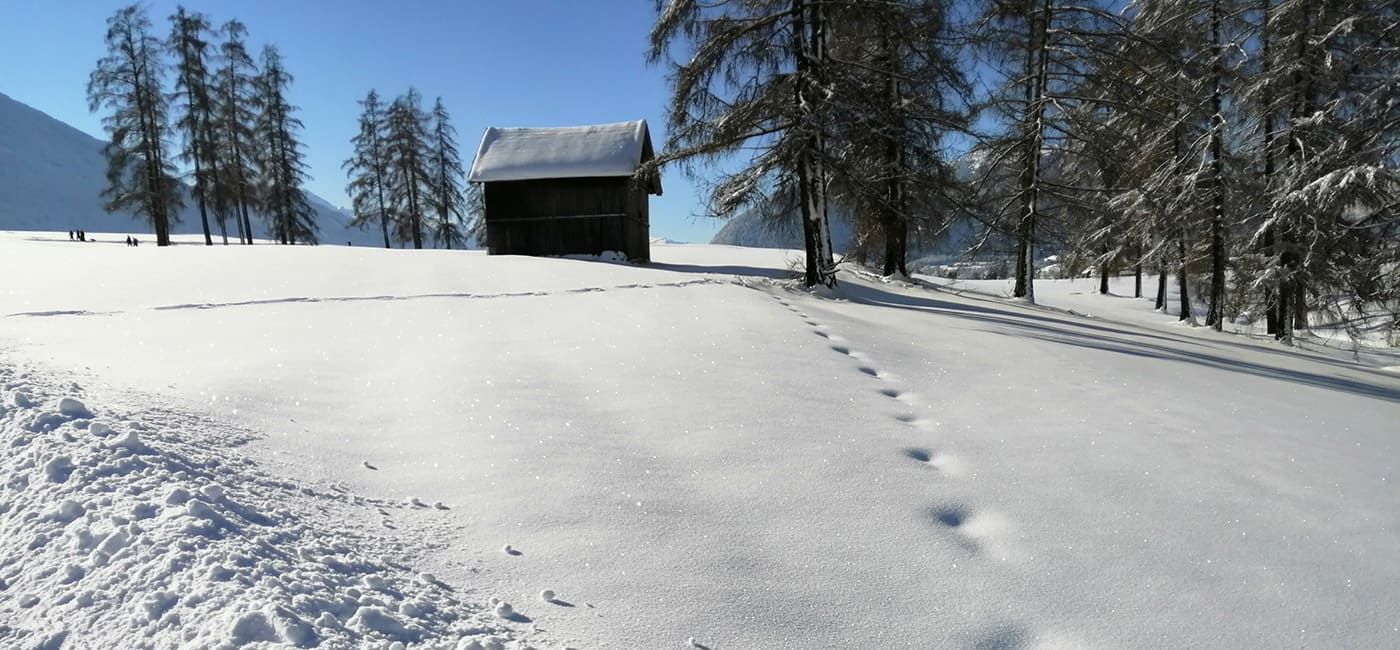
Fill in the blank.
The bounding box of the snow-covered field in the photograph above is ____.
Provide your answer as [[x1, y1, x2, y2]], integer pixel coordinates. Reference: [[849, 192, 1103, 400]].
[[2, 232, 1398, 649]]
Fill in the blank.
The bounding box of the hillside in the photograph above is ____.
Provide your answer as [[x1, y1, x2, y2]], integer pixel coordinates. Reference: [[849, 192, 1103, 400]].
[[0, 91, 380, 246], [710, 203, 857, 251], [1, 232, 1396, 648]]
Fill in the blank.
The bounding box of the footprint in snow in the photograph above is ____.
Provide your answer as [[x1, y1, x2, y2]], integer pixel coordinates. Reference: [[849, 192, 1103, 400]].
[[902, 445, 967, 475], [972, 623, 1033, 650], [928, 506, 1015, 559], [878, 387, 917, 404], [893, 413, 936, 431], [362, 461, 378, 471], [932, 505, 969, 530], [903, 447, 933, 463]]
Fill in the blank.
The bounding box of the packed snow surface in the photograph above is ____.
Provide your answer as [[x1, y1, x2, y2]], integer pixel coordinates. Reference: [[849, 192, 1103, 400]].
[[1, 231, 1398, 648], [467, 120, 653, 184]]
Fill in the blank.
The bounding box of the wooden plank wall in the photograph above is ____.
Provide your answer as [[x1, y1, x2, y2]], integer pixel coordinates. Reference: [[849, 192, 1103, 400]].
[[484, 177, 650, 261]]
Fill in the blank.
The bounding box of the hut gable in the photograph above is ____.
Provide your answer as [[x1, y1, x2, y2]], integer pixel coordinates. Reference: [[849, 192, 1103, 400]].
[[468, 120, 661, 195], [467, 119, 660, 262]]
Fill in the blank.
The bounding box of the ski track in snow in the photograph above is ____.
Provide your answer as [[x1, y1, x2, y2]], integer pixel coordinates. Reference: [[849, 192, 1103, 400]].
[[0, 363, 549, 649], [4, 278, 727, 319]]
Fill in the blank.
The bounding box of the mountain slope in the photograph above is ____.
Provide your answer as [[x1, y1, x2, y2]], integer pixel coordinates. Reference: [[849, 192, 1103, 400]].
[[710, 204, 857, 251], [0, 91, 379, 245], [709, 201, 987, 261]]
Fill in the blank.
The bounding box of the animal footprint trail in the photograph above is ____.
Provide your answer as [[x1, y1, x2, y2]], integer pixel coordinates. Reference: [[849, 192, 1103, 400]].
[[901, 446, 968, 477], [893, 413, 934, 430], [773, 290, 918, 404], [927, 505, 1018, 561], [878, 387, 915, 403], [827, 344, 872, 363]]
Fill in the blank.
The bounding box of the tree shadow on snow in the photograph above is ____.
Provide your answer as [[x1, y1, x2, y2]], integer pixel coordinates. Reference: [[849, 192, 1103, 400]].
[[922, 276, 1394, 376], [837, 281, 1400, 405]]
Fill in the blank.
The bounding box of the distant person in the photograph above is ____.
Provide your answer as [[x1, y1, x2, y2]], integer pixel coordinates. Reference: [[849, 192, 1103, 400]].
[[79, 230, 86, 242], [125, 236, 132, 247], [68, 230, 74, 241], [132, 237, 139, 247]]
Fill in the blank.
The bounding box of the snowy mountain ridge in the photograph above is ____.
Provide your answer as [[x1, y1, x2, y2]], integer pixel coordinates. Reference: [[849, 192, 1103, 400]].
[[0, 91, 379, 245]]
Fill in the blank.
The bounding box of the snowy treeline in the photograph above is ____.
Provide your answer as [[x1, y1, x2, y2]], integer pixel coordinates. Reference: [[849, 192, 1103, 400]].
[[343, 90, 475, 250], [87, 5, 316, 247], [649, 0, 1400, 344], [649, 0, 970, 286]]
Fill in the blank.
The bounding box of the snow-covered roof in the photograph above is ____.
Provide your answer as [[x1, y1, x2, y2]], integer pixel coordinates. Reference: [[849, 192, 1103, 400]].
[[467, 120, 660, 193]]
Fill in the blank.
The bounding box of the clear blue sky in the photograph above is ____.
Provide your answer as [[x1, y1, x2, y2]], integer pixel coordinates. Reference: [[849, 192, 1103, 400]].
[[0, 0, 724, 243]]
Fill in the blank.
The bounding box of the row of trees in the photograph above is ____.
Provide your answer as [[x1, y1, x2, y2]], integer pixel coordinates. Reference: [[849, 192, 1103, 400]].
[[88, 5, 316, 246], [343, 90, 472, 249], [650, 0, 1399, 343], [650, 0, 971, 286]]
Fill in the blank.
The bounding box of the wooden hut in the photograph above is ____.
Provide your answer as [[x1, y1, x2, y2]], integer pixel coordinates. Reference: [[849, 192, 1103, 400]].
[[467, 120, 661, 262]]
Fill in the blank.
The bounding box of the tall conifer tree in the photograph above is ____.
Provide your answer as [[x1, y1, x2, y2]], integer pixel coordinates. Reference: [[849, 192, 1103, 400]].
[[88, 5, 183, 246]]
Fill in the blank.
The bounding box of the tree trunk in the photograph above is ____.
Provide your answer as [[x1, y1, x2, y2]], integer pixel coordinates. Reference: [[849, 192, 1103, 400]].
[[1279, 273, 1293, 344], [1013, 0, 1051, 302], [1260, 0, 1280, 336], [187, 110, 212, 245], [1279, 0, 1314, 338], [1293, 280, 1308, 330], [1178, 234, 1193, 323], [1156, 261, 1168, 310], [239, 198, 253, 245], [377, 177, 391, 249], [1098, 242, 1109, 294], [1205, 0, 1227, 331], [131, 45, 171, 247], [195, 192, 212, 246], [792, 0, 836, 288], [879, 30, 908, 278], [233, 200, 247, 243], [1134, 243, 1143, 298], [409, 190, 423, 249]]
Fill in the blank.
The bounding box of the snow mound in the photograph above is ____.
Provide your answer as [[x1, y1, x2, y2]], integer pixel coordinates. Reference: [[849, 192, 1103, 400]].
[[57, 397, 89, 417], [104, 429, 149, 453], [0, 367, 542, 648]]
